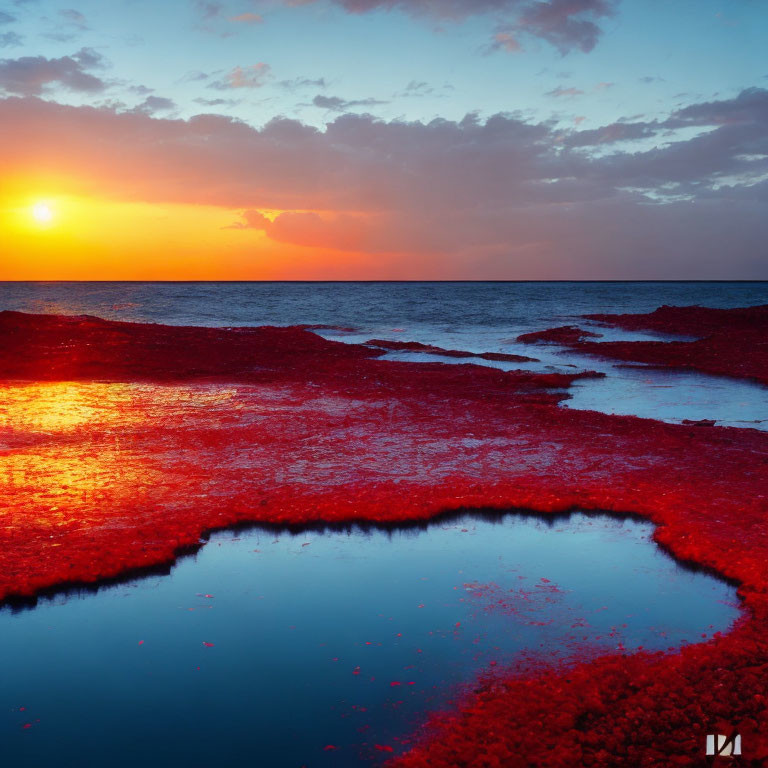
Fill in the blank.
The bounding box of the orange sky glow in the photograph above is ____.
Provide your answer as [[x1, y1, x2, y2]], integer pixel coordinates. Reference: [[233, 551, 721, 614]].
[[0, 184, 393, 281]]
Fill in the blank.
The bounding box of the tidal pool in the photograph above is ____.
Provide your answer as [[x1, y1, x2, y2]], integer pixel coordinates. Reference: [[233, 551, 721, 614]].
[[1, 512, 740, 767], [375, 345, 768, 431]]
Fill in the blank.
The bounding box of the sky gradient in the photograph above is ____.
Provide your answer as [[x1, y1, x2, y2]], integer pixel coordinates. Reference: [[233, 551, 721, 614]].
[[1, 0, 767, 279]]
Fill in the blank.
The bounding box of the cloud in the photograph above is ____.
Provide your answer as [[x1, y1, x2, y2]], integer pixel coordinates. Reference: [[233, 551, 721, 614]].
[[225, 209, 272, 229], [194, 1, 224, 20], [546, 85, 583, 97], [0, 11, 16, 24], [127, 84, 154, 96], [194, 96, 242, 107], [514, 0, 614, 53], [209, 63, 272, 89], [402, 80, 432, 95], [667, 87, 768, 128], [279, 76, 328, 91], [394, 80, 453, 98], [178, 70, 210, 83], [286, 0, 618, 54], [490, 31, 522, 52], [59, 8, 88, 29], [193, 1, 247, 36], [0, 31, 23, 48], [0, 48, 107, 96], [1, 88, 767, 277], [229, 11, 263, 23], [563, 119, 656, 147], [132, 95, 177, 114], [311, 93, 388, 111]]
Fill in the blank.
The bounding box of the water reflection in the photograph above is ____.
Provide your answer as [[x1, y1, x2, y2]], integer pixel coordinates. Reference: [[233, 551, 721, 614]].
[[0, 512, 740, 768]]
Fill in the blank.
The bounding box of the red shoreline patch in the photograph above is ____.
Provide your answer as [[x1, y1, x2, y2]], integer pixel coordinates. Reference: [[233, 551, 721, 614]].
[[519, 304, 768, 386], [1, 308, 767, 766]]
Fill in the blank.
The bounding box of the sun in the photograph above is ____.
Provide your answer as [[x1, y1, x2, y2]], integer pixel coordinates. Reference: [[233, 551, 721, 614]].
[[31, 202, 55, 225]]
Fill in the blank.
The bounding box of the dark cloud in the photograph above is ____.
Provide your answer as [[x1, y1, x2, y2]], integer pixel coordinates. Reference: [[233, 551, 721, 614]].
[[515, 0, 614, 53], [127, 84, 154, 96], [194, 96, 242, 107], [667, 87, 768, 128], [0, 48, 107, 96], [0, 31, 23, 48], [288, 0, 618, 54], [312, 93, 388, 112], [564, 120, 656, 147], [0, 11, 16, 24], [132, 95, 176, 114], [70, 46, 104, 69]]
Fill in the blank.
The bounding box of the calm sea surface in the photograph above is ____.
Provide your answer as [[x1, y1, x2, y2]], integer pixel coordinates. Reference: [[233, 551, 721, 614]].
[[1, 281, 765, 331]]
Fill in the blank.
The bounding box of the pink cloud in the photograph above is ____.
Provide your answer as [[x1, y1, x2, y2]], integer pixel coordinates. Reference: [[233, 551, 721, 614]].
[[210, 63, 272, 89], [229, 12, 264, 24], [491, 31, 523, 53]]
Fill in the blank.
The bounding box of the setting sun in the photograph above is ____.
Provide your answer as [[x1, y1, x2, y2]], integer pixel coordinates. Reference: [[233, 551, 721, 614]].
[[31, 201, 54, 224]]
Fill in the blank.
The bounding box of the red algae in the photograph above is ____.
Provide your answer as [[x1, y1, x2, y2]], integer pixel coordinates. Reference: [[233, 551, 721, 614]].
[[519, 305, 768, 386], [365, 338, 537, 363], [1, 309, 768, 766], [584, 304, 768, 337]]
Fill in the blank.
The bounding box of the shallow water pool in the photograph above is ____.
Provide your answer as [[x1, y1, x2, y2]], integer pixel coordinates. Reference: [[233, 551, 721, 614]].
[[1, 512, 740, 767]]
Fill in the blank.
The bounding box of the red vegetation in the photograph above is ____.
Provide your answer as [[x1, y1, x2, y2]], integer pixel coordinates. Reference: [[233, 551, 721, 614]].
[[0, 311, 379, 382], [1, 308, 768, 766], [366, 338, 537, 363], [0, 310, 569, 399], [585, 304, 767, 337], [521, 305, 768, 386], [516, 325, 602, 345]]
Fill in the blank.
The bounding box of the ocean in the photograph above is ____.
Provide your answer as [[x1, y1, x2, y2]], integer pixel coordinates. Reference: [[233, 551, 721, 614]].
[[1, 281, 766, 335]]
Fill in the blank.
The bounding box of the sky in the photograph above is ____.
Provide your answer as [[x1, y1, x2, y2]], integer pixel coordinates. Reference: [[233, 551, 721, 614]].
[[0, 0, 767, 279]]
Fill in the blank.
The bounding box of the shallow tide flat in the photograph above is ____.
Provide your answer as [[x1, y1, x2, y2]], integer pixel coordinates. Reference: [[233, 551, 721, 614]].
[[1, 306, 767, 766]]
